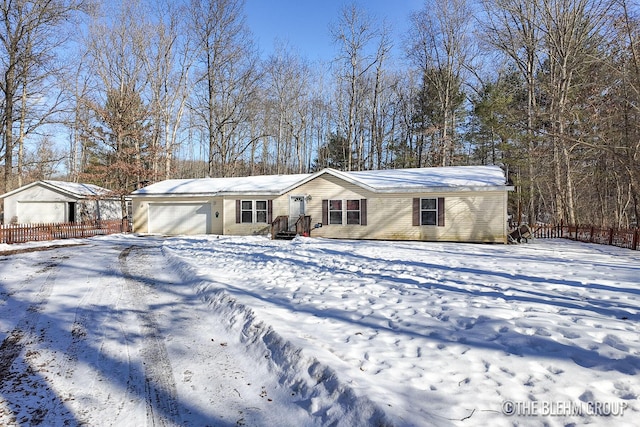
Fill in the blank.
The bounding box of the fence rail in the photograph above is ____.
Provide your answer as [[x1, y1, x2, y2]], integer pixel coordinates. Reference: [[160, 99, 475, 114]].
[[533, 223, 639, 251], [0, 219, 130, 245]]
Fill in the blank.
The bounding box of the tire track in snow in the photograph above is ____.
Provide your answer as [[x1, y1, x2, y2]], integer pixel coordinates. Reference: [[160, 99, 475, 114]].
[[0, 258, 60, 422], [0, 260, 59, 377], [54, 264, 107, 381], [119, 246, 181, 427]]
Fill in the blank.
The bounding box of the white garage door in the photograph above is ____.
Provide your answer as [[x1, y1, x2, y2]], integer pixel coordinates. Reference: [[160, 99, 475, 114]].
[[17, 202, 67, 223], [148, 202, 211, 235]]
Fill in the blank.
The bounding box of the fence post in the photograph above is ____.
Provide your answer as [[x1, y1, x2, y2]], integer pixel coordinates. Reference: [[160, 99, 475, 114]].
[[608, 228, 614, 246], [633, 228, 639, 251]]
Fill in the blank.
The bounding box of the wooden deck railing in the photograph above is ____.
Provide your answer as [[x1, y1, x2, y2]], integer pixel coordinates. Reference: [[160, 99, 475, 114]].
[[533, 223, 639, 251], [295, 215, 312, 236], [270, 215, 312, 239], [0, 219, 131, 245], [271, 215, 289, 238]]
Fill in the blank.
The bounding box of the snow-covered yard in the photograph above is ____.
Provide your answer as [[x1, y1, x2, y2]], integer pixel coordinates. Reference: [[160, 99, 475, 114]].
[[1, 234, 639, 426]]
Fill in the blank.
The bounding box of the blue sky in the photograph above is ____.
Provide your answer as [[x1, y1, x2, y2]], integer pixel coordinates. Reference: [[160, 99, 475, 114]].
[[244, 0, 424, 62]]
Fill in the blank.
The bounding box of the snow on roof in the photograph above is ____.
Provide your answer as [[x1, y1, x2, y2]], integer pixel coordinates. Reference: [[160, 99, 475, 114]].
[[132, 173, 311, 196], [0, 180, 115, 199], [339, 165, 508, 192], [44, 181, 114, 197], [132, 166, 509, 196]]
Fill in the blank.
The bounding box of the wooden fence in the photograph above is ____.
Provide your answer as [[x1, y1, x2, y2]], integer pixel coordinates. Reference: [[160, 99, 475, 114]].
[[533, 222, 640, 251], [0, 219, 130, 245]]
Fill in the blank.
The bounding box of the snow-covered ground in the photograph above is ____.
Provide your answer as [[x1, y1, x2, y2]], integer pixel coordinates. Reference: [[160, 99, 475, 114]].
[[1, 234, 639, 426]]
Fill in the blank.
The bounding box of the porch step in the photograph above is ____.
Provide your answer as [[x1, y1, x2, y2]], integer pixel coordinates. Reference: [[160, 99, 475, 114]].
[[274, 230, 297, 240]]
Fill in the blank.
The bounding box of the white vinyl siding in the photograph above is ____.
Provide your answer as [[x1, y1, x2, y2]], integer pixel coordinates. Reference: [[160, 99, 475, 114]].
[[284, 174, 507, 242], [17, 201, 67, 224], [131, 170, 508, 243]]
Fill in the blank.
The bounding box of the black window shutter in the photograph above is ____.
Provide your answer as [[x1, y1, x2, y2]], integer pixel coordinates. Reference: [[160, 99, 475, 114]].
[[235, 200, 241, 223], [437, 197, 445, 227], [361, 199, 367, 226], [322, 199, 328, 225], [267, 200, 273, 223], [412, 198, 420, 226]]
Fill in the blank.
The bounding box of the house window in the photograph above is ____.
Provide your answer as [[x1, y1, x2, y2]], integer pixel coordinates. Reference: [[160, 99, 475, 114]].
[[346, 199, 360, 225], [421, 198, 437, 226], [239, 200, 269, 223], [255, 200, 267, 223], [241, 200, 253, 223], [329, 200, 342, 224], [322, 199, 367, 226], [413, 197, 445, 227]]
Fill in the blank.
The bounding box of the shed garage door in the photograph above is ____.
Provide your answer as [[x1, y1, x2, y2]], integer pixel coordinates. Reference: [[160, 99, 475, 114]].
[[148, 202, 211, 235], [17, 201, 67, 223]]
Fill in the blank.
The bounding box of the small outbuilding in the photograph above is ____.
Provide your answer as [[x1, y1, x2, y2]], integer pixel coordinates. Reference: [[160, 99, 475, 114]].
[[131, 165, 513, 243], [0, 180, 123, 225]]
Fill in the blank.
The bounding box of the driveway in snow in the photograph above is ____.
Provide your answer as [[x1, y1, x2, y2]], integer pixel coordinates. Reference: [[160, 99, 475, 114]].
[[0, 236, 316, 426], [2, 234, 640, 427]]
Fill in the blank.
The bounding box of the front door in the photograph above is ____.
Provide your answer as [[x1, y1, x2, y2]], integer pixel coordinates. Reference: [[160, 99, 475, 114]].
[[289, 195, 305, 228]]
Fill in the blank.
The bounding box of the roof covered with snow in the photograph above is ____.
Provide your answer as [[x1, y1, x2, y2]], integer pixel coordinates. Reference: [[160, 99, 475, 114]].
[[327, 166, 508, 193], [132, 173, 311, 196], [132, 166, 510, 196], [43, 181, 115, 197], [0, 180, 115, 199]]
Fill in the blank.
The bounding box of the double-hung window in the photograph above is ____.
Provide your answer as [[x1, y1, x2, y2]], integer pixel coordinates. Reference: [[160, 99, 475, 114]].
[[329, 200, 343, 224], [255, 200, 267, 223], [420, 198, 437, 226], [323, 199, 367, 226], [238, 200, 270, 223], [240, 201, 253, 223], [346, 200, 361, 225], [413, 197, 445, 227]]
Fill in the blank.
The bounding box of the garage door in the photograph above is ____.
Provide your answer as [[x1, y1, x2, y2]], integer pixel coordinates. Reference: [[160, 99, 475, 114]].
[[148, 202, 211, 235], [17, 202, 67, 223]]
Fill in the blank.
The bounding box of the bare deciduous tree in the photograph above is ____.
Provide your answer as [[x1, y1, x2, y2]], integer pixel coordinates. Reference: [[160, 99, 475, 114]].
[[80, 0, 152, 198], [264, 41, 312, 174], [189, 0, 260, 177], [331, 4, 383, 171], [539, 0, 613, 223], [144, 0, 195, 181], [0, 0, 87, 193], [368, 23, 393, 170]]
